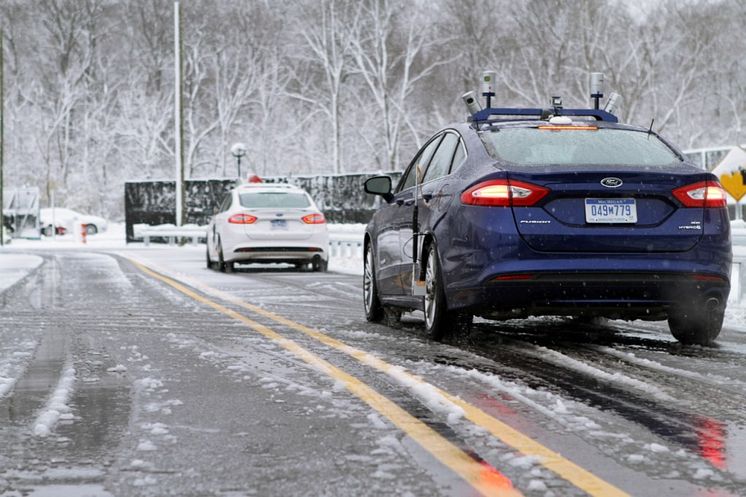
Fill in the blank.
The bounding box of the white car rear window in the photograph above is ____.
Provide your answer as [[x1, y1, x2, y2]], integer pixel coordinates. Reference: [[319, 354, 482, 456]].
[[239, 192, 311, 208]]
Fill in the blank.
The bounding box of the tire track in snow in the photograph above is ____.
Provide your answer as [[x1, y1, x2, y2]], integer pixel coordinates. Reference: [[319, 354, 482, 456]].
[[32, 360, 76, 437], [588, 345, 746, 394], [509, 343, 676, 402]]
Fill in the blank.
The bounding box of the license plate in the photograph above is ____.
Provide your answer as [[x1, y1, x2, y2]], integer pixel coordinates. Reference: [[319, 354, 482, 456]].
[[270, 219, 288, 230], [585, 198, 637, 224]]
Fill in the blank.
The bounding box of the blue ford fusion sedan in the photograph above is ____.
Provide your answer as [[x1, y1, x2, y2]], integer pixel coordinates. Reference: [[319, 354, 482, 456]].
[[363, 107, 731, 345]]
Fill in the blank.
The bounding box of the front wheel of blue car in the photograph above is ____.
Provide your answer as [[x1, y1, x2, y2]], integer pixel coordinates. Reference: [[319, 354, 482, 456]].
[[424, 244, 471, 341]]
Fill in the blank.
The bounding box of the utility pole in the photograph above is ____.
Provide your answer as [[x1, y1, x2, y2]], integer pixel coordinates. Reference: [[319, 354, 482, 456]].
[[174, 1, 185, 226], [1, 29, 4, 247]]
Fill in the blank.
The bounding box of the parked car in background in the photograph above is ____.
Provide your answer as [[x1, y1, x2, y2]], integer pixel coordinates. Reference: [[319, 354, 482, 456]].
[[206, 183, 329, 272], [40, 208, 108, 236], [363, 109, 731, 346]]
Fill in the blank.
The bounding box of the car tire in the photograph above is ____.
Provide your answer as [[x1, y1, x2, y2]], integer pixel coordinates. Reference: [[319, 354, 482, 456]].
[[218, 241, 234, 273], [668, 298, 724, 346], [363, 243, 384, 322], [206, 246, 214, 270], [312, 257, 328, 272], [424, 244, 471, 341], [86, 224, 98, 235]]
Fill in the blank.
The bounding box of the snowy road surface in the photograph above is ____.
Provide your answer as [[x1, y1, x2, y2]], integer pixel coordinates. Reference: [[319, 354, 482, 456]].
[[1, 248, 746, 496]]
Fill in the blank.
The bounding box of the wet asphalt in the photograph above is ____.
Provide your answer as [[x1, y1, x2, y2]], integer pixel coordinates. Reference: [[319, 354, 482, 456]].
[[1, 248, 746, 496]]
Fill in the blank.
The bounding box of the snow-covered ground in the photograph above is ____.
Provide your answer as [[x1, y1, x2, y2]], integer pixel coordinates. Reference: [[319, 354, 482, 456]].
[[0, 253, 44, 292]]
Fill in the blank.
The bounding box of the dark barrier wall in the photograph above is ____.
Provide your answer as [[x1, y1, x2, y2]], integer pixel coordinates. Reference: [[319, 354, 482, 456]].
[[125, 173, 401, 242]]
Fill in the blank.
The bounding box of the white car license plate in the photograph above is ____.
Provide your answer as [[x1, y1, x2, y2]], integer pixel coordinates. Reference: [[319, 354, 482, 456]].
[[585, 198, 637, 224], [270, 219, 288, 230]]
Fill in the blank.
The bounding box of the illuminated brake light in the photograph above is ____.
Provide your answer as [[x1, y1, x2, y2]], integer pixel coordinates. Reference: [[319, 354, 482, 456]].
[[228, 213, 257, 224], [302, 213, 326, 224], [461, 179, 549, 207], [672, 181, 727, 208]]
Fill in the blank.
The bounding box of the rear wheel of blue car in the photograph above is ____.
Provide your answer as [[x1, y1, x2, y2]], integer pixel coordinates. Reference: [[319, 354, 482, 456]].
[[363, 244, 384, 322], [424, 244, 471, 340], [668, 298, 724, 345]]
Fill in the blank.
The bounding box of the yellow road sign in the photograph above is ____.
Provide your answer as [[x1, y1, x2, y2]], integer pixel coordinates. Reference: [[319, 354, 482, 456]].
[[719, 171, 746, 201]]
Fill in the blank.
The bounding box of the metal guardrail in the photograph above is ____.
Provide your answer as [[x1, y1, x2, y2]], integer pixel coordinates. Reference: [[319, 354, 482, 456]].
[[328, 232, 363, 259], [133, 224, 206, 246]]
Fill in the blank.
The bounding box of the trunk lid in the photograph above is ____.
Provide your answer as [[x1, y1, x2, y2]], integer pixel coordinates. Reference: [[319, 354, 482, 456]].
[[507, 167, 710, 253], [242, 209, 315, 241]]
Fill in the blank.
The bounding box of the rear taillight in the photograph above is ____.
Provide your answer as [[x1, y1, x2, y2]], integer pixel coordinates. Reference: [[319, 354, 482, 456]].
[[461, 179, 549, 207], [672, 181, 727, 208], [228, 213, 258, 224], [302, 213, 326, 224]]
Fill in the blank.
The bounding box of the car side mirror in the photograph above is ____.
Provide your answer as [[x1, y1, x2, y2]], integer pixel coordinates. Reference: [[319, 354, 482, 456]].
[[364, 176, 393, 202]]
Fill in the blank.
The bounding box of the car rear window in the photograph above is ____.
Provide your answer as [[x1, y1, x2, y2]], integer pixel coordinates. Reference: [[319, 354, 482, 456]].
[[239, 192, 311, 208], [483, 128, 681, 167]]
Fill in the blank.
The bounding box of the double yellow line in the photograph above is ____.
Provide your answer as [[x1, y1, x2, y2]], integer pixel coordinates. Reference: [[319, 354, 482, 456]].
[[131, 259, 629, 497]]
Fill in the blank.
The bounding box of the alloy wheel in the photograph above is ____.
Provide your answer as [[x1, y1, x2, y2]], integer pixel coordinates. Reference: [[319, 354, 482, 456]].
[[364, 248, 374, 313], [424, 249, 437, 329]]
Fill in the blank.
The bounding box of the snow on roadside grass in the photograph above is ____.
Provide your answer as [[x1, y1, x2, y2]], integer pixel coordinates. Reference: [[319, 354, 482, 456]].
[[32, 362, 76, 437], [723, 305, 746, 334], [0, 254, 44, 292]]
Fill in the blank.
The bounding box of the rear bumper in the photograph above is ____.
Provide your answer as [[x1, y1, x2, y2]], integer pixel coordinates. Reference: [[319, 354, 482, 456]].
[[223, 227, 329, 263], [437, 205, 732, 317], [230, 246, 327, 264], [449, 271, 730, 319]]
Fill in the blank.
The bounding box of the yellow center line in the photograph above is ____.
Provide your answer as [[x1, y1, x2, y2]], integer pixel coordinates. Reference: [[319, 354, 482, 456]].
[[131, 260, 521, 497], [130, 257, 629, 497], [239, 307, 629, 497]]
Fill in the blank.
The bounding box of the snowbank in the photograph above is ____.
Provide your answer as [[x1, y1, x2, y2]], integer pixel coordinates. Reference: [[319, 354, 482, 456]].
[[0, 253, 44, 292]]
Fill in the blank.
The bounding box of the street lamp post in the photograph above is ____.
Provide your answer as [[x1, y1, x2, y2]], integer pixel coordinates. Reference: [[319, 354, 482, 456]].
[[231, 143, 247, 180]]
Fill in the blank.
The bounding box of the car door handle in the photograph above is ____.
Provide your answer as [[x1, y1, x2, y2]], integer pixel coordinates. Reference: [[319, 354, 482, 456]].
[[396, 199, 405, 206], [403, 199, 415, 206]]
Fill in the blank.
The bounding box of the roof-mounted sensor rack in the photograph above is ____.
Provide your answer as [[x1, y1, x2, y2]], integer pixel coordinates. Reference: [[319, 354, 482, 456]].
[[463, 70, 622, 126], [468, 107, 618, 124]]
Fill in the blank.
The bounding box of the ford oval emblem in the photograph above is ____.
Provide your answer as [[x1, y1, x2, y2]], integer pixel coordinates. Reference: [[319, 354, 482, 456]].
[[600, 177, 623, 188]]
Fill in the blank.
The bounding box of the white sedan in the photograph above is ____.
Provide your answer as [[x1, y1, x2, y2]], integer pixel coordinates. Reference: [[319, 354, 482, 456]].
[[206, 183, 329, 272], [40, 208, 108, 236]]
